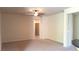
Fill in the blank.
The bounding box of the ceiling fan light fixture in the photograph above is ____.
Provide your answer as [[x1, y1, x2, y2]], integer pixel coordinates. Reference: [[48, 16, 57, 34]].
[[34, 12, 38, 16], [34, 10, 38, 16]]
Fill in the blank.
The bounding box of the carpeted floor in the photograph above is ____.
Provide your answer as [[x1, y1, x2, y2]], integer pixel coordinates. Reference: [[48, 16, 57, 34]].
[[2, 39, 76, 51]]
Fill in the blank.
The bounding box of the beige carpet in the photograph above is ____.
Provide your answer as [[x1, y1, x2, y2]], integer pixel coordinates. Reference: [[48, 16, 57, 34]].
[[2, 39, 76, 51]]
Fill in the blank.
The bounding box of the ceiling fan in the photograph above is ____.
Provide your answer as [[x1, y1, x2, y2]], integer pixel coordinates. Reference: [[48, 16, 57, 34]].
[[28, 9, 44, 16]]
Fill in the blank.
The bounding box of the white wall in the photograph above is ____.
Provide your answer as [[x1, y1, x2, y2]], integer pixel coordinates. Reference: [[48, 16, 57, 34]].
[[73, 14, 79, 40], [0, 12, 1, 50], [2, 13, 34, 43], [40, 16, 49, 39], [40, 12, 64, 43], [55, 12, 64, 43]]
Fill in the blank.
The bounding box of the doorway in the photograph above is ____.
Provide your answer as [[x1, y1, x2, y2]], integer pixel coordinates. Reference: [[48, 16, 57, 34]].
[[73, 13, 79, 40], [33, 17, 40, 39], [35, 23, 39, 36]]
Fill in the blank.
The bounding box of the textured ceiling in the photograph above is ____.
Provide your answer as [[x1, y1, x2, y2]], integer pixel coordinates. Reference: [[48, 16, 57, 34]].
[[0, 7, 68, 16]]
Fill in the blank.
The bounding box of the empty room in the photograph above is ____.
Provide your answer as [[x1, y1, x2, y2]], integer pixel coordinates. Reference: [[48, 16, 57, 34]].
[[0, 7, 79, 51]]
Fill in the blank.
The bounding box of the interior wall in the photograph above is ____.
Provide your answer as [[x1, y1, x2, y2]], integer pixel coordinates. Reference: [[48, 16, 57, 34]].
[[55, 12, 64, 43], [73, 14, 79, 40], [2, 13, 34, 43], [40, 12, 64, 43], [0, 12, 1, 50], [40, 16, 49, 39]]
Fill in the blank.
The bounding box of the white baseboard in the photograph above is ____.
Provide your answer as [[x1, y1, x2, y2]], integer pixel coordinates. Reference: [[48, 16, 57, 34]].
[[46, 39, 63, 44], [2, 38, 33, 43]]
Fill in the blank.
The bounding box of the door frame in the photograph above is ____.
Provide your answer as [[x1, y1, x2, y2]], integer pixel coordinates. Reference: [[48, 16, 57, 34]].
[[64, 7, 79, 47], [32, 16, 40, 39]]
